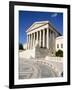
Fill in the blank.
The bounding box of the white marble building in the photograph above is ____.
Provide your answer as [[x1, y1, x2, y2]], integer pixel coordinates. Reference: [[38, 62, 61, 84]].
[[26, 21, 61, 50], [56, 36, 63, 51], [22, 21, 63, 58]]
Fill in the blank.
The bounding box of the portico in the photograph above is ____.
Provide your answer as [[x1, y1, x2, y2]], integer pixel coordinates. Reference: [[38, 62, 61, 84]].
[[26, 21, 61, 51]]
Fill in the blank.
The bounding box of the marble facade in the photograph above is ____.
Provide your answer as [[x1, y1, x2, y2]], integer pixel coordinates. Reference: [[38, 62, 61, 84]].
[[26, 21, 61, 52]]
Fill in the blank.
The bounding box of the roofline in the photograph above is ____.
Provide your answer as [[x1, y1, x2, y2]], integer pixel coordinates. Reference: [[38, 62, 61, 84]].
[[26, 23, 48, 33], [48, 23, 62, 36], [56, 36, 63, 39], [26, 21, 62, 36], [26, 21, 49, 32]]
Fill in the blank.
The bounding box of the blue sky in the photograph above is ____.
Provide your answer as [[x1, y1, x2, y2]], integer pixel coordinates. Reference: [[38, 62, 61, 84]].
[[19, 11, 63, 44]]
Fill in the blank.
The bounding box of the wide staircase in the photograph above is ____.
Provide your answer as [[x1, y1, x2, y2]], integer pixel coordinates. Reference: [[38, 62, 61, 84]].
[[19, 41, 55, 58], [35, 47, 49, 58], [19, 49, 35, 59]]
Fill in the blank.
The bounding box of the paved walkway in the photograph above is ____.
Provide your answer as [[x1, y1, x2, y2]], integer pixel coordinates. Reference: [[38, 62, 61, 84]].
[[19, 58, 60, 79]]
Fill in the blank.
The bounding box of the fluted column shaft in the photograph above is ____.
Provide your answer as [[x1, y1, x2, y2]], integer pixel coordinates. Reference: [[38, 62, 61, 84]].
[[43, 30, 45, 47], [39, 30, 41, 47], [47, 29, 49, 49], [29, 34, 30, 49]]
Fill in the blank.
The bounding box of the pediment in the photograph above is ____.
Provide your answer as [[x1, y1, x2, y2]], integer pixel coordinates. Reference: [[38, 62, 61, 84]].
[[26, 21, 49, 32]]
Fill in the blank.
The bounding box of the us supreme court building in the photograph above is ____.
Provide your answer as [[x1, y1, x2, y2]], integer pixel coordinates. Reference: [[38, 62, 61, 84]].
[[26, 21, 61, 53]]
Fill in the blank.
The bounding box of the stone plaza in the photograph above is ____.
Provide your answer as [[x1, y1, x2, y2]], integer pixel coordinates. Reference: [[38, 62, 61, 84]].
[[19, 57, 63, 79]]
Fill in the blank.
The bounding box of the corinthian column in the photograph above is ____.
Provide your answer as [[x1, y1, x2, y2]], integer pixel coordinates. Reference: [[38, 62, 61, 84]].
[[33, 33, 35, 47], [27, 35, 28, 49], [37, 31, 38, 41], [30, 34, 32, 49], [31, 34, 33, 49], [47, 29, 49, 49], [35, 31, 38, 45], [39, 30, 41, 47], [28, 34, 30, 49], [43, 30, 45, 47]]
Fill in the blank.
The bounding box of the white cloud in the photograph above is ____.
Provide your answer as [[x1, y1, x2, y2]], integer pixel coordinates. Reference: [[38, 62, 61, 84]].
[[51, 13, 58, 17]]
